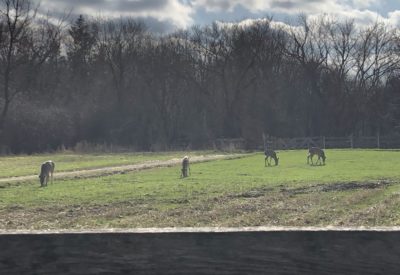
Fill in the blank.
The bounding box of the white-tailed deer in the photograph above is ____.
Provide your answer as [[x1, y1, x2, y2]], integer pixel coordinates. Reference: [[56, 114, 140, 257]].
[[307, 147, 326, 165], [265, 149, 279, 166], [181, 156, 190, 178], [39, 160, 55, 187]]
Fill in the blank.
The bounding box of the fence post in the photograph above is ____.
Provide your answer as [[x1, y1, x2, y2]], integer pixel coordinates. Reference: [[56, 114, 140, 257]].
[[377, 131, 380, 149], [322, 136, 326, 149], [262, 133, 266, 150], [350, 134, 353, 149]]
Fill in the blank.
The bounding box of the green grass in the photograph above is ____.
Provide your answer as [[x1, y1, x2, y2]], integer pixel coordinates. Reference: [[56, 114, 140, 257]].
[[0, 150, 218, 178], [2, 149, 400, 229]]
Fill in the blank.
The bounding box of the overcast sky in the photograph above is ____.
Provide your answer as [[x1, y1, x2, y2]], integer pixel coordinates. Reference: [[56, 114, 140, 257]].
[[35, 0, 400, 32]]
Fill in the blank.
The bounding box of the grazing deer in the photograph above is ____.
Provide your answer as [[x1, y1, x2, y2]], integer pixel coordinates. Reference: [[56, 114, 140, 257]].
[[181, 156, 190, 178], [39, 160, 55, 187], [307, 147, 326, 165], [265, 149, 279, 166]]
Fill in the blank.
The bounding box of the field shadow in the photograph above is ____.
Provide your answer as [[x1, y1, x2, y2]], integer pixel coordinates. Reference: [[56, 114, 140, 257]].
[[281, 180, 392, 195], [228, 180, 391, 200], [308, 163, 325, 167], [232, 187, 275, 198]]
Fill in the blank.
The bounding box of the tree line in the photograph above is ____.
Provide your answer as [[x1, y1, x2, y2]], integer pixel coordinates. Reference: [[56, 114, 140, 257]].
[[0, 0, 399, 153]]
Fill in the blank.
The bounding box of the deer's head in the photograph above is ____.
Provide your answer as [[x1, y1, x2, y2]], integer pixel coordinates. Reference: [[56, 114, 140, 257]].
[[321, 155, 326, 164], [39, 174, 45, 185]]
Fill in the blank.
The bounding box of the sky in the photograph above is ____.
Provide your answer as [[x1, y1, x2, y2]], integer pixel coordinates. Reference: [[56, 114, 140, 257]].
[[35, 0, 400, 33]]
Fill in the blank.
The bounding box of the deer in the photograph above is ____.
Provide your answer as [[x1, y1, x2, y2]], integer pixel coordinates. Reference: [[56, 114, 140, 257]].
[[181, 156, 190, 178], [265, 149, 279, 166], [39, 160, 55, 187], [307, 147, 326, 166]]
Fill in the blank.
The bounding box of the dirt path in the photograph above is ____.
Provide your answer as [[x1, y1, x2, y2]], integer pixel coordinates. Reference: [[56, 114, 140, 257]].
[[0, 154, 245, 184]]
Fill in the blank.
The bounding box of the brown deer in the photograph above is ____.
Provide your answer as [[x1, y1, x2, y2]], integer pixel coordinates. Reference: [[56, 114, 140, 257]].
[[265, 149, 279, 166], [181, 156, 190, 178], [39, 160, 55, 187], [307, 147, 326, 165]]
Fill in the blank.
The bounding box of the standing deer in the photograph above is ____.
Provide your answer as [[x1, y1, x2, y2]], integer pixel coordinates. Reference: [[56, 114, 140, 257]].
[[181, 156, 190, 178], [39, 160, 55, 187], [265, 149, 279, 166], [307, 147, 326, 165]]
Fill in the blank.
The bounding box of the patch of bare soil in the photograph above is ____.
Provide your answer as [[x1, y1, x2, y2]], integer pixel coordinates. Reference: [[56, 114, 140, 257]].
[[0, 154, 244, 185]]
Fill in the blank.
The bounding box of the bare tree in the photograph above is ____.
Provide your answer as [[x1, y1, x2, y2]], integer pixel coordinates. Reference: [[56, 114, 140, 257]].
[[65, 15, 97, 102], [0, 0, 64, 131], [353, 22, 400, 134], [284, 15, 333, 135], [0, 0, 35, 130], [190, 21, 273, 137], [329, 20, 357, 81], [95, 18, 146, 109]]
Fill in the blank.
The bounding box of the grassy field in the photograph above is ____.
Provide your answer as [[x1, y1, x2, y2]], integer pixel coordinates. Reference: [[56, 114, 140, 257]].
[[1, 149, 400, 229], [0, 150, 219, 178]]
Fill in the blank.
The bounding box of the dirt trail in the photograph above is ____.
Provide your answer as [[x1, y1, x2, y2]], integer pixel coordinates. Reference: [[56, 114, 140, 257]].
[[0, 154, 244, 184]]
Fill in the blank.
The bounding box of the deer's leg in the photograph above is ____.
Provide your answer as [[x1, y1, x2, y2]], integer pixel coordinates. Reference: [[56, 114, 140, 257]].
[[265, 157, 267, 167]]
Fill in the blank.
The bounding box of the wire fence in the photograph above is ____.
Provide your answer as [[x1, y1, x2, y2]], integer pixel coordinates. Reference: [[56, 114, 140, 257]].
[[264, 135, 400, 150], [213, 135, 400, 151]]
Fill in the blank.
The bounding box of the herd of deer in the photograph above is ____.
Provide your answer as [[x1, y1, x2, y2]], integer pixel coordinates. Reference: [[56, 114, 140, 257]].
[[264, 147, 326, 167], [37, 148, 325, 186]]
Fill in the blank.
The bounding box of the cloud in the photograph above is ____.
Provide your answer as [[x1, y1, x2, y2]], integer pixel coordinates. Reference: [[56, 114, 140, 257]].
[[388, 10, 400, 27], [192, 0, 276, 13], [269, 0, 334, 13], [350, 0, 380, 9], [34, 0, 194, 29], [192, 0, 338, 13], [31, 0, 399, 33], [193, 0, 399, 29]]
